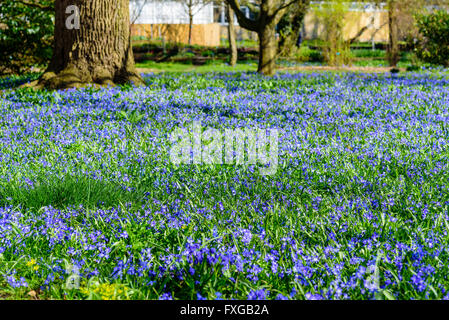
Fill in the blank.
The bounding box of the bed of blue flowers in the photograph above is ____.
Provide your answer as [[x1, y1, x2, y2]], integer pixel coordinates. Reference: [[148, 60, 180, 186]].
[[0, 71, 448, 300]]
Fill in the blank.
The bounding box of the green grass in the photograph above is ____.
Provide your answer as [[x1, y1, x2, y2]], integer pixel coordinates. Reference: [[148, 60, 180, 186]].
[[0, 70, 449, 300], [351, 49, 386, 59], [0, 175, 139, 211], [220, 38, 259, 48], [131, 40, 442, 73], [136, 60, 258, 73]]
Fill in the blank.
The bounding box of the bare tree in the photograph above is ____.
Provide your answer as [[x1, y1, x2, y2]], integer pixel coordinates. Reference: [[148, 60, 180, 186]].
[[386, 0, 399, 67], [225, 0, 308, 75], [226, 2, 238, 66], [177, 0, 212, 45], [130, 0, 150, 26]]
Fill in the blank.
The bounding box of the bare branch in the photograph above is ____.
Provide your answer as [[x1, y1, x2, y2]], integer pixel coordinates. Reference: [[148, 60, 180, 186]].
[[270, 0, 300, 23], [225, 0, 260, 32], [130, 0, 150, 26]]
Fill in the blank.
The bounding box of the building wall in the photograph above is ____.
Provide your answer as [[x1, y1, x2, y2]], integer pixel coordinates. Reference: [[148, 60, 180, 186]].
[[130, 0, 214, 24], [131, 23, 221, 47], [219, 26, 258, 42], [217, 11, 389, 44], [130, 0, 219, 46], [130, 1, 390, 46], [304, 10, 389, 43]]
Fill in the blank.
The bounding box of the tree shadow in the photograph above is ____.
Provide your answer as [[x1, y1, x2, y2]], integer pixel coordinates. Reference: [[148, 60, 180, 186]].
[[0, 73, 41, 90]]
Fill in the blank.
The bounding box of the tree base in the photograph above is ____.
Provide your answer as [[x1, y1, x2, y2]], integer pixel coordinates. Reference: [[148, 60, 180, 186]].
[[32, 65, 145, 90]]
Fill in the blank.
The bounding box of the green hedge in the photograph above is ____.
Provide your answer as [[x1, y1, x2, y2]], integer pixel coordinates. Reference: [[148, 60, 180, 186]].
[[415, 10, 449, 67]]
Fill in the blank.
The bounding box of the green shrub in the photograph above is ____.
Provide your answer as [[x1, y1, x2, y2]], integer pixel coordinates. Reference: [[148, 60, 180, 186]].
[[415, 10, 449, 67], [183, 52, 196, 58], [406, 65, 420, 72], [351, 49, 386, 59], [201, 50, 215, 57], [293, 46, 323, 63], [0, 1, 54, 75], [277, 1, 309, 57], [313, 0, 352, 66]]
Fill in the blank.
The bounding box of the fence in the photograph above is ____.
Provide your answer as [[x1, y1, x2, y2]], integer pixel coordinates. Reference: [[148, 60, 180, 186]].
[[131, 23, 221, 47]]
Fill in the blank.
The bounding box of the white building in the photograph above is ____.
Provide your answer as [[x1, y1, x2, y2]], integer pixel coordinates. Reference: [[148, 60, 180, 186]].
[[130, 0, 215, 25]]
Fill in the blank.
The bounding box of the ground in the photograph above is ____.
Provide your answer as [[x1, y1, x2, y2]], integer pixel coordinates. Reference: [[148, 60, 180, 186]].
[[0, 70, 448, 300], [135, 63, 405, 75]]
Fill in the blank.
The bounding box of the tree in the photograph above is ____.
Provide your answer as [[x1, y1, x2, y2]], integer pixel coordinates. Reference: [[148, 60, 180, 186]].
[[225, 0, 307, 75], [177, 0, 212, 46], [38, 0, 144, 89], [385, 0, 446, 67], [387, 0, 399, 67], [226, 3, 238, 66], [314, 0, 352, 66], [278, 0, 310, 56]]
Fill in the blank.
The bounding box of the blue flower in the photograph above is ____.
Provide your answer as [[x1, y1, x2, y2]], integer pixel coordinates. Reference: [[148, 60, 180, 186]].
[[248, 289, 269, 300]]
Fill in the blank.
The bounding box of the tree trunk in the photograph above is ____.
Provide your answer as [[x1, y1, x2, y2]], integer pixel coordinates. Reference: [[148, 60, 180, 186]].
[[225, 0, 301, 76], [39, 0, 144, 89], [226, 4, 238, 67], [278, 1, 309, 56], [257, 24, 277, 76], [188, 6, 193, 46], [387, 0, 399, 67]]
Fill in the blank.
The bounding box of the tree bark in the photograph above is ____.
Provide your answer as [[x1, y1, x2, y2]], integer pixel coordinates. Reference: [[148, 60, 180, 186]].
[[188, 13, 193, 46], [188, 0, 193, 46], [387, 0, 399, 67], [38, 0, 144, 89], [226, 4, 238, 67], [257, 24, 277, 76]]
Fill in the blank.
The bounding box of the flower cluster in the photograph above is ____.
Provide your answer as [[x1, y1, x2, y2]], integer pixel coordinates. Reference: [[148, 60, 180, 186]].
[[0, 71, 448, 299]]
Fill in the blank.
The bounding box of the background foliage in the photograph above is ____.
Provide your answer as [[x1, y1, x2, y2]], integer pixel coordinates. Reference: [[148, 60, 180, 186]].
[[0, 0, 54, 75], [313, 0, 352, 66], [415, 10, 449, 67]]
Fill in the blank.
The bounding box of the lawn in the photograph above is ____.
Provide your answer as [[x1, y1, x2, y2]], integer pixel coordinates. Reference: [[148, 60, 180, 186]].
[[133, 47, 421, 72], [136, 60, 258, 73], [0, 71, 448, 300]]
